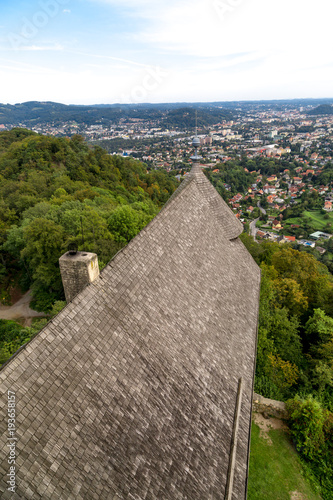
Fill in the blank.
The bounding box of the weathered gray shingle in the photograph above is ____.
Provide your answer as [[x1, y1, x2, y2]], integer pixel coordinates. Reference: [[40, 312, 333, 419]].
[[0, 166, 260, 499]]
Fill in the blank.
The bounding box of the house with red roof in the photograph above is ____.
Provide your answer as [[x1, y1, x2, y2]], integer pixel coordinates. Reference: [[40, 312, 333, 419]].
[[267, 194, 276, 204], [324, 200, 332, 211]]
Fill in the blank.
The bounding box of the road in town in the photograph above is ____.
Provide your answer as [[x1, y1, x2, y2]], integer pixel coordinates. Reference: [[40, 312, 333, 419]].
[[250, 217, 259, 239], [257, 201, 266, 215]]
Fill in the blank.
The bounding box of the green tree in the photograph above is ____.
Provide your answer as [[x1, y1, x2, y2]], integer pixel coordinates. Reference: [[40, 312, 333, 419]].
[[21, 218, 66, 309], [305, 309, 333, 394], [0, 319, 34, 365], [286, 396, 326, 461], [274, 278, 308, 317], [305, 308, 333, 348], [267, 308, 302, 366], [108, 205, 153, 244], [271, 248, 333, 314]]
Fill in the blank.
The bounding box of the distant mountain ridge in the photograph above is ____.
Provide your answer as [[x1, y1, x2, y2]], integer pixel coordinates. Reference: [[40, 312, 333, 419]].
[[0, 98, 333, 128], [0, 101, 233, 128]]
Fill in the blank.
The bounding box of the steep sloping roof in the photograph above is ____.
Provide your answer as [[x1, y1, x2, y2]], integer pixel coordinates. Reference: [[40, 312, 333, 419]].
[[0, 167, 260, 500]]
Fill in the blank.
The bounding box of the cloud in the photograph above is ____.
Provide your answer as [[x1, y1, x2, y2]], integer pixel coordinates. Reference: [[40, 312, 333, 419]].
[[87, 0, 167, 6], [1, 52, 332, 105], [63, 9, 71, 14], [83, 0, 333, 78], [1, 0, 333, 104], [117, 0, 333, 62], [19, 43, 64, 51], [65, 49, 158, 69]]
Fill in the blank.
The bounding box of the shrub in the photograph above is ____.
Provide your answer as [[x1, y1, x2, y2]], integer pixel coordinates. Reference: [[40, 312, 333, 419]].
[[254, 375, 283, 401], [286, 396, 325, 461]]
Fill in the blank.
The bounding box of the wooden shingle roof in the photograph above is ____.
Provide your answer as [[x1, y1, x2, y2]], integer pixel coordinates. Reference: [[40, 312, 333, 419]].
[[0, 166, 260, 499]]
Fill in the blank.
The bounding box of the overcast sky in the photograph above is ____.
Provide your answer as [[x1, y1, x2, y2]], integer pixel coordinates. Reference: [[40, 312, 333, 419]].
[[1, 0, 333, 105]]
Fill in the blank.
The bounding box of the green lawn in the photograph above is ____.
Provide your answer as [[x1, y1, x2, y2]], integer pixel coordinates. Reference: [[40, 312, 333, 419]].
[[256, 220, 266, 228], [248, 420, 322, 500], [284, 217, 303, 225], [284, 210, 333, 233], [303, 211, 333, 231]]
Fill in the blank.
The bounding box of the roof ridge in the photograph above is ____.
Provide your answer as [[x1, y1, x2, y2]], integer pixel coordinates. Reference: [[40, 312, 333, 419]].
[[163, 168, 243, 240]]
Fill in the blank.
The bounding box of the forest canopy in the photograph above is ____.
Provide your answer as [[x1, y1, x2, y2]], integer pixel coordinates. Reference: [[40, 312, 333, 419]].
[[0, 128, 179, 312]]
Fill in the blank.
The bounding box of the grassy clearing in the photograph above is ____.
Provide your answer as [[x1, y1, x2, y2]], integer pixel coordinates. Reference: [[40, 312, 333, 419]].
[[284, 217, 303, 226], [248, 420, 322, 500], [303, 211, 333, 231], [284, 210, 333, 233]]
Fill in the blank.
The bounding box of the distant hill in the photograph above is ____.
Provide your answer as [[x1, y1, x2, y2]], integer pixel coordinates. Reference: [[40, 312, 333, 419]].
[[161, 107, 232, 129], [0, 101, 162, 126], [0, 101, 232, 128], [1, 98, 333, 128], [307, 104, 333, 115]]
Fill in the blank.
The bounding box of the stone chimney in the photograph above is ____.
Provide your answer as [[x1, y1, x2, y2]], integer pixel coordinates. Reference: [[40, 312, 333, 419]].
[[59, 251, 100, 303]]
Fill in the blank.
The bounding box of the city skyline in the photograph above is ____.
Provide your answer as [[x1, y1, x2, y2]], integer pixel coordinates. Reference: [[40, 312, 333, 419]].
[[1, 0, 333, 105]]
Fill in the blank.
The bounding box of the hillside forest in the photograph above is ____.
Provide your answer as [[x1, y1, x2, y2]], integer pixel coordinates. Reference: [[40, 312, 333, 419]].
[[0, 129, 332, 498], [0, 128, 178, 356]]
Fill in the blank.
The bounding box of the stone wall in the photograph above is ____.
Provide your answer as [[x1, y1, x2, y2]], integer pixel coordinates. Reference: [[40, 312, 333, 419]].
[[253, 392, 288, 419]]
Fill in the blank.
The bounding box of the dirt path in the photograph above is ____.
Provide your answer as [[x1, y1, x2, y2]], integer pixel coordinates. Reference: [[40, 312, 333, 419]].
[[253, 411, 288, 445], [0, 291, 46, 326]]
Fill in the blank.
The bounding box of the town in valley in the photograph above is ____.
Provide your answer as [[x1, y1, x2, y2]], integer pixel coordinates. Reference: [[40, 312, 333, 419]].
[[1, 98, 333, 266]]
